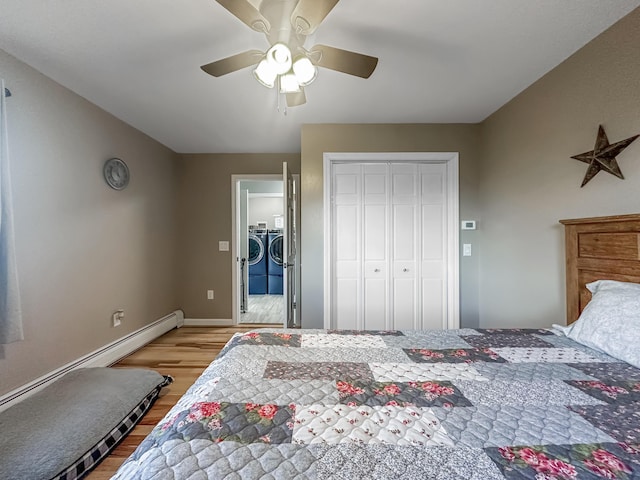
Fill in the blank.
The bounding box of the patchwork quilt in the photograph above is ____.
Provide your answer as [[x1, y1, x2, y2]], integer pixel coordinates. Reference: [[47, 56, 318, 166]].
[[113, 328, 640, 479]]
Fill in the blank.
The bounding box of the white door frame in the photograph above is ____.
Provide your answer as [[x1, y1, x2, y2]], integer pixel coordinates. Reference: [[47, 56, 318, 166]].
[[231, 174, 282, 326], [322, 152, 460, 330]]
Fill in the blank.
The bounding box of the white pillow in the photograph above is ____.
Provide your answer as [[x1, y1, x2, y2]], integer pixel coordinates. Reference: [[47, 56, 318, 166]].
[[560, 280, 640, 368]]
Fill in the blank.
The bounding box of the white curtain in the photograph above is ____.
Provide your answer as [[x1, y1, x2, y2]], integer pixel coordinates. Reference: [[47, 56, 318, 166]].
[[0, 79, 23, 344]]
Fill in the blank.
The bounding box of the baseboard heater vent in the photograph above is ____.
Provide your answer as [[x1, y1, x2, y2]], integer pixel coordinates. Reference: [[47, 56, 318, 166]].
[[0, 309, 184, 412]]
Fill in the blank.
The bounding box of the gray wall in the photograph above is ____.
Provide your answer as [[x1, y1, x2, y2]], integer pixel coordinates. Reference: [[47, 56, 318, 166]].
[[300, 124, 482, 329], [0, 49, 179, 396], [176, 153, 300, 319], [478, 7, 640, 328]]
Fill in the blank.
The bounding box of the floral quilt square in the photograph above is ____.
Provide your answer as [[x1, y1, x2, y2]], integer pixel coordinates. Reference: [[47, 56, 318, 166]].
[[569, 404, 640, 443], [235, 332, 301, 347], [403, 348, 506, 364], [336, 379, 472, 408], [486, 442, 640, 480], [327, 330, 405, 336], [292, 403, 454, 447], [461, 334, 553, 349], [565, 380, 640, 404], [152, 401, 295, 445], [264, 361, 374, 381]]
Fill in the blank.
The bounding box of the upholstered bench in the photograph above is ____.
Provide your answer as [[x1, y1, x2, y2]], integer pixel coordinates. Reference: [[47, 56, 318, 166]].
[[0, 367, 171, 480]]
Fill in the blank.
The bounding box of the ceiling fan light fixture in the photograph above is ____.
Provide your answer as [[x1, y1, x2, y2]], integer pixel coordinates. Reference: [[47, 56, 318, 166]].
[[266, 43, 292, 75], [253, 59, 277, 88], [292, 56, 317, 86], [279, 73, 301, 94]]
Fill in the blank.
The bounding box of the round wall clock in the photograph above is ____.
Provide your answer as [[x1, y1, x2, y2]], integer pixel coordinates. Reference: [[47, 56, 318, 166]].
[[103, 158, 130, 190]]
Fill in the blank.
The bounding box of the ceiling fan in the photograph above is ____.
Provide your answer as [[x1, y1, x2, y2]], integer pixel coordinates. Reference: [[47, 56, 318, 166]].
[[200, 0, 379, 107]]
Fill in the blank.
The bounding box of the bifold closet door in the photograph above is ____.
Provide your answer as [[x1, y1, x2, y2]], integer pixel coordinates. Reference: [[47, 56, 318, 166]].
[[332, 163, 389, 330], [362, 164, 388, 330], [420, 163, 447, 330], [332, 163, 361, 330], [331, 161, 448, 331], [390, 164, 419, 329]]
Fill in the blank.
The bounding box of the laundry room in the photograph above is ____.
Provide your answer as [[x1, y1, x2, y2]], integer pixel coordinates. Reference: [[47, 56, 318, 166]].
[[239, 180, 284, 324]]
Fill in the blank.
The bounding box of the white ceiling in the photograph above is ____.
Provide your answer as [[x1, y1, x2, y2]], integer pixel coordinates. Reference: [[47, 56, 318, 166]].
[[1, 1, 639, 153]]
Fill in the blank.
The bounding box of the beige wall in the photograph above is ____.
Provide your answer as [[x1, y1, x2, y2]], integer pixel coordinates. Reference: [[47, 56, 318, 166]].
[[478, 8, 640, 328], [176, 154, 300, 319], [300, 124, 482, 329], [0, 50, 179, 395]]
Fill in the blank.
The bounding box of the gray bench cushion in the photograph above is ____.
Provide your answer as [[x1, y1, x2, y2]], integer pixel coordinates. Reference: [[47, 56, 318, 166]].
[[0, 367, 171, 480]]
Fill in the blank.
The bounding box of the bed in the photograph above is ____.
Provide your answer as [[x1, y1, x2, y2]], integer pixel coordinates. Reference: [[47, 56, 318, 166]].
[[113, 214, 640, 479]]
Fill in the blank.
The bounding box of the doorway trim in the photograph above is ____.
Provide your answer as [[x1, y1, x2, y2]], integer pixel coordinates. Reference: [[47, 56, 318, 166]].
[[231, 174, 282, 326], [322, 152, 460, 330]]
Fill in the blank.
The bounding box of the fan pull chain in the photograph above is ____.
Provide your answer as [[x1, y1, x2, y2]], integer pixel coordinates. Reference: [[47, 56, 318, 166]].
[[276, 78, 287, 116]]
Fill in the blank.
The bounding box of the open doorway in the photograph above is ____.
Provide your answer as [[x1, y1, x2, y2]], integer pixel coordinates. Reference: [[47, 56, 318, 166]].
[[231, 170, 299, 327]]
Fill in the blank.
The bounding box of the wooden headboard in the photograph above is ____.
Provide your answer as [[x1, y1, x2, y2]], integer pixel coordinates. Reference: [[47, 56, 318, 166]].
[[560, 213, 640, 324]]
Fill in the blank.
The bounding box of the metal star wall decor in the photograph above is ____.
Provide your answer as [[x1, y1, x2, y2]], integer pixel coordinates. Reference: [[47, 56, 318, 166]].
[[571, 125, 639, 187]]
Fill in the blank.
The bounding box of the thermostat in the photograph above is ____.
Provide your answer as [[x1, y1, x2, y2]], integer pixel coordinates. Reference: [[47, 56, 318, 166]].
[[461, 220, 476, 230]]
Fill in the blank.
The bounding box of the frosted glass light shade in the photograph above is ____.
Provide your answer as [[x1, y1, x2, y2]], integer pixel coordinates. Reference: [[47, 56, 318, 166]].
[[253, 59, 277, 88], [292, 56, 317, 86], [266, 43, 292, 75], [279, 73, 301, 93]]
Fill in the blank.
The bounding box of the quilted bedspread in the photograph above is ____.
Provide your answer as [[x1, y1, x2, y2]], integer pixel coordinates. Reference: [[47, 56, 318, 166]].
[[113, 328, 640, 479]]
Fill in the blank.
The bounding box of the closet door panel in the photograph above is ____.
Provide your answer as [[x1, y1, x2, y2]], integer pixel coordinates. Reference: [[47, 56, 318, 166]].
[[421, 279, 444, 330], [420, 164, 446, 330], [362, 164, 388, 329], [364, 205, 386, 260], [421, 205, 444, 260], [363, 202, 388, 329], [392, 204, 416, 261], [393, 277, 416, 330], [391, 163, 418, 329], [391, 164, 419, 203], [335, 278, 359, 329], [364, 273, 387, 329], [333, 163, 362, 329]]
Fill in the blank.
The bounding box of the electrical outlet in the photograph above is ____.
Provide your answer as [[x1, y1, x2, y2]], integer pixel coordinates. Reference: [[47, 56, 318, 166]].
[[207, 290, 214, 300], [112, 310, 124, 327]]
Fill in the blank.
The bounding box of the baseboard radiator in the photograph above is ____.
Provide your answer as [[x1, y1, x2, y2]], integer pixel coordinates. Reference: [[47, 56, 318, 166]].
[[0, 309, 184, 412]]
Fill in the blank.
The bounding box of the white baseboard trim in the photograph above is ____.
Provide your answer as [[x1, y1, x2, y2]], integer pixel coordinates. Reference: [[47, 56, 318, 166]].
[[0, 309, 184, 412], [183, 318, 235, 327]]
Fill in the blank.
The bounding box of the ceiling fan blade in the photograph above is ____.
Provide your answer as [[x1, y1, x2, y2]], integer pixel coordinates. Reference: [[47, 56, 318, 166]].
[[286, 89, 307, 107], [291, 0, 340, 35], [201, 50, 264, 77], [309, 44, 378, 78], [215, 0, 270, 33]]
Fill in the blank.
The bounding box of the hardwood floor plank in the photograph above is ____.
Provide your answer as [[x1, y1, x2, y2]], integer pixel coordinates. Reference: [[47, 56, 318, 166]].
[[85, 325, 274, 479]]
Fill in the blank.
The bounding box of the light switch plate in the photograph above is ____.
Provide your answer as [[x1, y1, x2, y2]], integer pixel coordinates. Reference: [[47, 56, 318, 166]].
[[463, 244, 472, 256], [219, 241, 229, 251]]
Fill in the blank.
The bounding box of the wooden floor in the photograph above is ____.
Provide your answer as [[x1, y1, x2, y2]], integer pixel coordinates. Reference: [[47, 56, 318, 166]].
[[86, 325, 278, 479]]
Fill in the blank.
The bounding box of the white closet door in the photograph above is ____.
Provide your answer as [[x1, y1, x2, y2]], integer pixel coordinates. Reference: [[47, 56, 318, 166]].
[[390, 164, 419, 330], [420, 163, 447, 329], [332, 163, 361, 329], [362, 164, 388, 330], [330, 159, 451, 331]]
